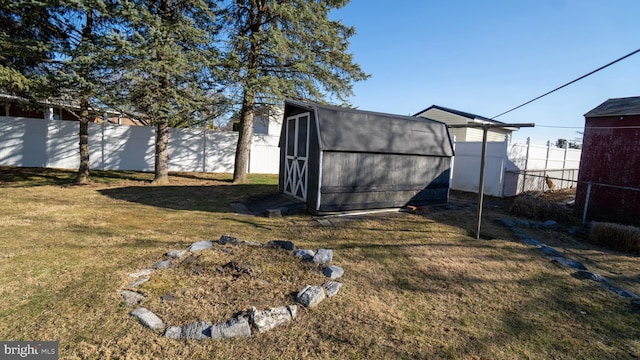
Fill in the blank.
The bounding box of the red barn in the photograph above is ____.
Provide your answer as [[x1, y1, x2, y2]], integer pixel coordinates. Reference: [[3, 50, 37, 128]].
[[575, 97, 640, 225]]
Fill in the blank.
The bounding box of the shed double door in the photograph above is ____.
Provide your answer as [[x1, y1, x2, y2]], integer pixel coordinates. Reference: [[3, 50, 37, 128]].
[[284, 113, 310, 201]]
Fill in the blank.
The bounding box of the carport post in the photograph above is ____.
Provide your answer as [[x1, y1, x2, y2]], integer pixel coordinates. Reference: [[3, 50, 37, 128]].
[[448, 122, 534, 240], [476, 125, 489, 239]]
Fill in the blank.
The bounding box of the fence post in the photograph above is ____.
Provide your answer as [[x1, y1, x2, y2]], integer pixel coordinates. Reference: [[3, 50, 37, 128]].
[[202, 128, 207, 173], [561, 142, 568, 189], [582, 182, 592, 224], [500, 134, 509, 197], [102, 120, 106, 170], [543, 140, 551, 191], [522, 137, 530, 193]]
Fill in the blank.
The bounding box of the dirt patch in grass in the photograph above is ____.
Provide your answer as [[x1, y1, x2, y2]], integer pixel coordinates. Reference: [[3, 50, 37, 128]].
[[137, 244, 328, 327], [1, 168, 639, 359]]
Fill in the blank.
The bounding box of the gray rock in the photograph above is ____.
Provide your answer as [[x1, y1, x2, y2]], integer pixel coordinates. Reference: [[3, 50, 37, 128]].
[[572, 270, 608, 283], [542, 220, 558, 228], [250, 306, 294, 333], [522, 237, 544, 247], [323, 265, 344, 279], [293, 249, 315, 260], [287, 304, 298, 320], [181, 321, 212, 340], [189, 241, 213, 252], [164, 326, 182, 339], [296, 285, 326, 308], [266, 208, 284, 217], [322, 281, 343, 298], [242, 240, 262, 247], [602, 284, 640, 299], [550, 257, 587, 270], [153, 259, 172, 269], [219, 234, 240, 245], [539, 245, 563, 258], [127, 276, 150, 288], [121, 290, 144, 306], [129, 268, 154, 278], [166, 250, 188, 258], [267, 240, 295, 251], [211, 317, 252, 338], [313, 249, 333, 264], [161, 294, 180, 302], [130, 307, 164, 331], [497, 218, 516, 228]]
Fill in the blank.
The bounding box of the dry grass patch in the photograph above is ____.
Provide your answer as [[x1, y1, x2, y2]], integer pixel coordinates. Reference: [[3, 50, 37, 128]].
[[589, 222, 640, 253]]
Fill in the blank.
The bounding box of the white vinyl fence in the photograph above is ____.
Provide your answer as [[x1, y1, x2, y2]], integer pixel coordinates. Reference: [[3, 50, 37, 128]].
[[0, 117, 580, 197], [0, 116, 280, 174], [452, 137, 581, 197]]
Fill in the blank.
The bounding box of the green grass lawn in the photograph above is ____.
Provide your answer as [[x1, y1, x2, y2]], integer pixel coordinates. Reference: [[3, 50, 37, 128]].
[[1, 166, 639, 359]]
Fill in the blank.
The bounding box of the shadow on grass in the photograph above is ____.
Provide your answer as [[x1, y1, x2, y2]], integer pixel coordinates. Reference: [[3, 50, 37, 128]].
[[98, 184, 277, 213]]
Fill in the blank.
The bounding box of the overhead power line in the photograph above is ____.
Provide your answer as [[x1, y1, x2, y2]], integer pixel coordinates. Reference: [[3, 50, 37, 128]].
[[491, 47, 640, 119]]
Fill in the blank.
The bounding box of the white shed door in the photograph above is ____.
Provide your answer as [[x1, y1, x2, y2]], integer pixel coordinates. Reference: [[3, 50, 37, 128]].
[[284, 113, 310, 201]]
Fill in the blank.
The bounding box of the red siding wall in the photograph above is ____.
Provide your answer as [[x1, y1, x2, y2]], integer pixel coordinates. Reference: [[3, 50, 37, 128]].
[[575, 115, 640, 224]]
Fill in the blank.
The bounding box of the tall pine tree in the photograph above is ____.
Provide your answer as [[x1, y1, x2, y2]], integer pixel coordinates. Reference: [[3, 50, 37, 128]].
[[111, 0, 221, 184], [220, 0, 368, 183]]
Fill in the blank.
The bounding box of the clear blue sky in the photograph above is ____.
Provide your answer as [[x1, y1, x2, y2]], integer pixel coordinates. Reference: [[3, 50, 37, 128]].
[[330, 0, 640, 145]]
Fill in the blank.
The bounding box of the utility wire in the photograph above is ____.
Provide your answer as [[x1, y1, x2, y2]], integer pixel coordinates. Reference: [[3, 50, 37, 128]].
[[491, 47, 640, 119]]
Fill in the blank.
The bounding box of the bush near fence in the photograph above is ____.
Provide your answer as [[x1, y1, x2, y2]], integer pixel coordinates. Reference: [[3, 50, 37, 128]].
[[588, 222, 640, 253], [509, 193, 571, 223]]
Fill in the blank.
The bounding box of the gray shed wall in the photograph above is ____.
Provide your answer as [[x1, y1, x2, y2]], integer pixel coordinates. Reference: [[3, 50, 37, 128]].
[[317, 151, 451, 212]]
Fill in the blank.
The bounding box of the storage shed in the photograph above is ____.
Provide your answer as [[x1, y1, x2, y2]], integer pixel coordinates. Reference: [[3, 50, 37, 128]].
[[278, 100, 454, 213], [575, 96, 640, 225]]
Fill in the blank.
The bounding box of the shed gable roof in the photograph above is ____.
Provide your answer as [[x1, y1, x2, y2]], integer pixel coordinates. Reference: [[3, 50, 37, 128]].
[[584, 96, 640, 118], [285, 100, 454, 157]]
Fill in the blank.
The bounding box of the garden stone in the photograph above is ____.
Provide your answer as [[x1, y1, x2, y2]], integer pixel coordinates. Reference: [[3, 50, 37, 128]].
[[267, 240, 295, 251], [497, 218, 516, 229], [164, 326, 182, 339], [602, 284, 640, 299], [121, 290, 144, 306], [293, 249, 315, 260], [210, 317, 252, 338], [219, 234, 240, 245], [130, 308, 164, 331], [242, 240, 262, 247], [166, 250, 187, 258], [572, 270, 608, 283], [127, 276, 150, 288], [323, 265, 344, 279], [189, 241, 213, 252], [322, 281, 343, 298], [313, 249, 333, 264], [521, 237, 544, 247], [297, 285, 325, 308], [161, 294, 180, 303], [539, 245, 563, 258], [153, 260, 172, 269], [550, 257, 587, 270], [250, 306, 295, 333], [287, 304, 297, 320], [129, 268, 154, 278], [181, 321, 212, 340]]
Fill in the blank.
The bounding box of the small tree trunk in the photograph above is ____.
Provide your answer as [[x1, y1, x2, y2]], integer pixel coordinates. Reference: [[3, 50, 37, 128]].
[[153, 121, 170, 185], [76, 105, 90, 184], [75, 11, 93, 184], [233, 91, 255, 183]]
